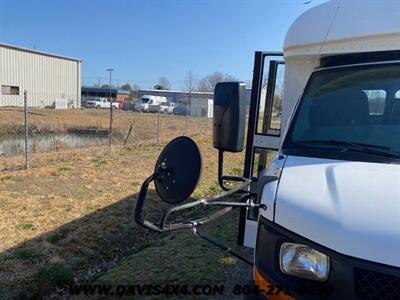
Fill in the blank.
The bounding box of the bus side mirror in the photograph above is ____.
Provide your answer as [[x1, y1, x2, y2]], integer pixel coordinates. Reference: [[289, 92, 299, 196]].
[[213, 82, 246, 152]]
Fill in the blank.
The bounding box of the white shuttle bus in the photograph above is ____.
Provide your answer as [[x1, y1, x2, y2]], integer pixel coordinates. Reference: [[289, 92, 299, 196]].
[[135, 1, 400, 299]]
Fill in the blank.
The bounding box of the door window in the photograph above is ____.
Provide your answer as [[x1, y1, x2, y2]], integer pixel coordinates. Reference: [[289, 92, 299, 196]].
[[242, 52, 284, 228], [256, 61, 285, 136]]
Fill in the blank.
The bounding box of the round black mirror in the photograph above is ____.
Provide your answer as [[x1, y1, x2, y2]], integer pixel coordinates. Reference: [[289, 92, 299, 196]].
[[154, 136, 202, 204]]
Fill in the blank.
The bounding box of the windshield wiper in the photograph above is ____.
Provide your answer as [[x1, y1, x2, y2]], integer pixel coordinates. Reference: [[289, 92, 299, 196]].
[[296, 140, 400, 158]]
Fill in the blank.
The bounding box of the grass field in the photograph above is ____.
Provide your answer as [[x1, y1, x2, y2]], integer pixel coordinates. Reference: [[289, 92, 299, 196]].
[[0, 109, 249, 299], [0, 107, 209, 136], [0, 108, 210, 170], [94, 209, 252, 300]]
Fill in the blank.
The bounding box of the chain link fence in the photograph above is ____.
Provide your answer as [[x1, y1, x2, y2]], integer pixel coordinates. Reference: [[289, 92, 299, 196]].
[[0, 91, 212, 171]]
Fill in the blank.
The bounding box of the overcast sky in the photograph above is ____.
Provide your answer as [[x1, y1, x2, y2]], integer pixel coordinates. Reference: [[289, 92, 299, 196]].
[[0, 0, 327, 89]]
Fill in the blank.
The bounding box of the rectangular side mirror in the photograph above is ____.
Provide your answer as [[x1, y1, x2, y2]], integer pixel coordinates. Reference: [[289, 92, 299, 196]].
[[213, 82, 246, 152]]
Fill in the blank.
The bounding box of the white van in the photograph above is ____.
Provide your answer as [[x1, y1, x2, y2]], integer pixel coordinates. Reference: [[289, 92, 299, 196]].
[[135, 1, 400, 299], [140, 95, 167, 112]]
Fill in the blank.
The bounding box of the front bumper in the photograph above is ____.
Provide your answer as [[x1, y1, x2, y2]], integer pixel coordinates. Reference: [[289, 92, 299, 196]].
[[255, 216, 400, 300]]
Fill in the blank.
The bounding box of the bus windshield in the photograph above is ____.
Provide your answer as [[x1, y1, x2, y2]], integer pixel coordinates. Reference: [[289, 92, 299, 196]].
[[283, 62, 400, 160]]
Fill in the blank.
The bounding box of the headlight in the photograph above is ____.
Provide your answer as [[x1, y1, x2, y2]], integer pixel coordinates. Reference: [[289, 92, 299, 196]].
[[279, 242, 330, 281]]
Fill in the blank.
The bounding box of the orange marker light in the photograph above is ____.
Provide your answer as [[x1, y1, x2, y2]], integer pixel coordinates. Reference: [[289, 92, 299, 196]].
[[254, 267, 296, 300]]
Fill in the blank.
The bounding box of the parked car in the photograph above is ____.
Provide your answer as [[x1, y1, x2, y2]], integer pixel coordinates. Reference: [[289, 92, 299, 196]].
[[112, 100, 120, 109], [148, 103, 161, 113], [160, 101, 176, 114], [83, 98, 98, 108], [148, 101, 176, 114], [172, 104, 189, 116], [84, 97, 119, 109], [123, 100, 141, 112], [81, 97, 96, 108]]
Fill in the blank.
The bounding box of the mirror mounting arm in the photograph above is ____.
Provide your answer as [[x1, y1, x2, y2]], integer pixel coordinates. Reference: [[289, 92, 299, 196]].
[[135, 173, 259, 233], [217, 149, 248, 192], [192, 227, 253, 266], [134, 170, 167, 233], [159, 178, 252, 230]]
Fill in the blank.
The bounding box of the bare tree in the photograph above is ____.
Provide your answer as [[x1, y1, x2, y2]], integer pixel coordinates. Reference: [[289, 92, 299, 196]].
[[183, 70, 197, 135], [120, 83, 132, 91], [196, 78, 209, 92], [120, 83, 139, 99], [157, 77, 171, 90], [184, 70, 197, 96], [196, 72, 239, 92], [101, 84, 115, 89], [199, 72, 223, 92], [223, 73, 238, 82]]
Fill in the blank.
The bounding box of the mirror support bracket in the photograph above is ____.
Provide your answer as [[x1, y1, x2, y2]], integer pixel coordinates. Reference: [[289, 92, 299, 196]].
[[135, 170, 262, 233], [192, 227, 253, 266], [217, 149, 249, 191]]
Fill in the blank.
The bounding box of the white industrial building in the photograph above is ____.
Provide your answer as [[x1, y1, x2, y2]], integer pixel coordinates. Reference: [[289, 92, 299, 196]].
[[0, 43, 81, 108]]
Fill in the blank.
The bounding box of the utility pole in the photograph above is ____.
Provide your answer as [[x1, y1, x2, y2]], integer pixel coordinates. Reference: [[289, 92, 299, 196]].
[[107, 68, 114, 150], [24, 91, 29, 169]]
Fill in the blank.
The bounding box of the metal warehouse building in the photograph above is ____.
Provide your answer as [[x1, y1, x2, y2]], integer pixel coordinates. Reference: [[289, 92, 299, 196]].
[[0, 43, 81, 108]]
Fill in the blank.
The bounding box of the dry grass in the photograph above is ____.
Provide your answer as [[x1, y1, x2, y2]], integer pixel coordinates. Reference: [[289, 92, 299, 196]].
[[0, 124, 245, 298], [0, 108, 211, 169], [0, 107, 209, 136]]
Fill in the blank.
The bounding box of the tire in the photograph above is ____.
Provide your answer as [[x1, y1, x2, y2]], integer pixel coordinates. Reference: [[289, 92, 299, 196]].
[[96, 105, 101, 109]]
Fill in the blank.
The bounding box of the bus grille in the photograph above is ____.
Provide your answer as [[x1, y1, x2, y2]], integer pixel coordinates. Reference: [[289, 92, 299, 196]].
[[354, 268, 400, 300]]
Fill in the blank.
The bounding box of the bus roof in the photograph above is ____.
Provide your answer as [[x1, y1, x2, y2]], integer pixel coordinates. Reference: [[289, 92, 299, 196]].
[[284, 0, 400, 58]]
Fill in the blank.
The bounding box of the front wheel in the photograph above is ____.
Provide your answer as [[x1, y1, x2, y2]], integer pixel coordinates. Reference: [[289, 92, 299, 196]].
[[96, 105, 101, 109]]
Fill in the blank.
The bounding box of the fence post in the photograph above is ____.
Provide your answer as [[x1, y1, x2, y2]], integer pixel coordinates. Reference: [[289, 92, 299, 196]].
[[107, 69, 114, 151], [24, 91, 29, 169], [123, 122, 133, 146], [157, 111, 160, 144], [185, 107, 188, 136], [108, 106, 113, 151]]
